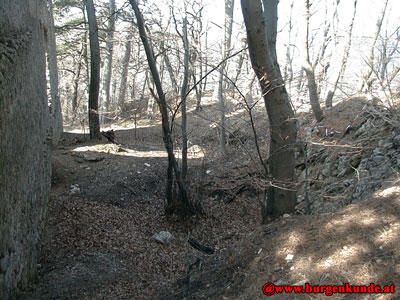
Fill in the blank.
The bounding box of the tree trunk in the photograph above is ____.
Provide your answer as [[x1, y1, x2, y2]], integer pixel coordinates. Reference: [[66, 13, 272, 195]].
[[0, 1, 51, 298], [139, 71, 149, 115], [84, 0, 101, 140], [193, 71, 203, 111], [180, 17, 190, 180], [103, 0, 116, 114], [241, 0, 298, 217], [46, 0, 63, 145], [304, 65, 324, 121], [304, 0, 323, 122], [160, 40, 179, 96], [119, 37, 132, 112], [218, 69, 227, 154], [218, 0, 234, 155], [129, 0, 196, 217], [233, 37, 247, 85], [71, 42, 84, 125], [202, 26, 209, 93], [82, 7, 90, 84]]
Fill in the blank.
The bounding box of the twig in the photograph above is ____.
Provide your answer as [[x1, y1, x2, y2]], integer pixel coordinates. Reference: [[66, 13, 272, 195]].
[[170, 47, 249, 130]]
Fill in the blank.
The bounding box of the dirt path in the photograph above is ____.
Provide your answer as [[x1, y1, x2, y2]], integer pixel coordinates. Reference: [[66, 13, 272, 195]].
[[23, 98, 400, 299], [22, 123, 261, 299]]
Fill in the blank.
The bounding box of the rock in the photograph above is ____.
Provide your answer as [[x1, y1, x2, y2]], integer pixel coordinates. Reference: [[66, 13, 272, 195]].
[[372, 147, 384, 156], [355, 119, 371, 137], [273, 265, 281, 272], [285, 254, 294, 261], [392, 135, 400, 148], [372, 154, 386, 166], [295, 201, 309, 213], [152, 231, 173, 245], [69, 184, 80, 195], [383, 142, 394, 149], [82, 153, 104, 162], [298, 169, 307, 181], [73, 157, 84, 163], [320, 163, 331, 177], [337, 156, 351, 177], [350, 155, 362, 168], [0, 256, 9, 273], [343, 179, 352, 187]]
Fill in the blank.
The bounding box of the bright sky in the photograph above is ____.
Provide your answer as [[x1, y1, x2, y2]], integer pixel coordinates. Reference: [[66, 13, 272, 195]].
[[90, 0, 399, 90], [194, 0, 399, 69], [109, 0, 399, 54]]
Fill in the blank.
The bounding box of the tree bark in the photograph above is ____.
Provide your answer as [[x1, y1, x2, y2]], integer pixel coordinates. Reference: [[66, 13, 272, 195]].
[[241, 0, 298, 217], [103, 0, 116, 114], [0, 1, 50, 297], [202, 27, 209, 94], [233, 37, 247, 85], [218, 69, 227, 154], [180, 17, 189, 180], [119, 36, 132, 112], [304, 66, 323, 121], [160, 40, 179, 96], [46, 0, 63, 145], [71, 42, 84, 125], [218, 0, 234, 155], [304, 0, 323, 122], [84, 0, 101, 140], [82, 7, 90, 84]]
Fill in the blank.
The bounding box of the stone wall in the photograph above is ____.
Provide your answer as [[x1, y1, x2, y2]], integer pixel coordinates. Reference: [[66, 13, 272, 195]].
[[0, 1, 51, 299], [295, 99, 400, 215]]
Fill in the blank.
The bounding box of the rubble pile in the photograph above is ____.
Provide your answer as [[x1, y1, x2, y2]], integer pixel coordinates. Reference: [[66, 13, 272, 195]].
[[295, 97, 400, 214]]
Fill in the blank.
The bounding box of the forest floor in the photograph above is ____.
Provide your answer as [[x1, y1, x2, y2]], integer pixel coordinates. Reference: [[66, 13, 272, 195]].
[[23, 95, 400, 299]]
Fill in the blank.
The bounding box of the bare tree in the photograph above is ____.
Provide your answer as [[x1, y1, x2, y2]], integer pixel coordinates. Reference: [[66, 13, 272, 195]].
[[359, 0, 389, 93], [283, 0, 295, 91], [303, 0, 324, 122], [160, 39, 180, 96], [46, 0, 63, 144], [118, 33, 132, 111], [217, 0, 234, 155], [241, 0, 298, 218], [103, 0, 116, 116], [84, 0, 101, 140], [129, 0, 196, 217], [325, 0, 358, 108], [186, 1, 206, 111], [71, 36, 85, 125], [179, 16, 190, 180], [377, 27, 400, 89]]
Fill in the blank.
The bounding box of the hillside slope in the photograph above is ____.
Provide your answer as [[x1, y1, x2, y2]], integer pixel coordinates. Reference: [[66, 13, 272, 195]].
[[161, 97, 400, 300]]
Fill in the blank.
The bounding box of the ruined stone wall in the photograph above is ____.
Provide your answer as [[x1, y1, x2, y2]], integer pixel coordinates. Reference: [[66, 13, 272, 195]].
[[0, 1, 51, 299]]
